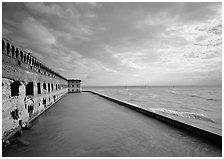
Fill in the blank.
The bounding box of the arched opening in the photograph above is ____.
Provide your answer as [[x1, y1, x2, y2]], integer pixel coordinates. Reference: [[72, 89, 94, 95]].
[[12, 46, 15, 57], [51, 84, 53, 91], [32, 58, 34, 66], [37, 83, 41, 94], [48, 83, 50, 92], [26, 56, 29, 64], [20, 51, 23, 61], [15, 48, 19, 58], [11, 81, 21, 96], [24, 54, 26, 63], [7, 43, 10, 55], [26, 82, 34, 96], [42, 98, 46, 106], [43, 83, 46, 90]]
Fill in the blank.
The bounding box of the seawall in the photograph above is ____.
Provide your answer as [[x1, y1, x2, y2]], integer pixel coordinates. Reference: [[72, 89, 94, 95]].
[[2, 38, 68, 142], [85, 91, 222, 147]]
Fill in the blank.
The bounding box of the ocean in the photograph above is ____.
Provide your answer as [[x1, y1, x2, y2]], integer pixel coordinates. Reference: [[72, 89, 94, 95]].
[[84, 86, 222, 135]]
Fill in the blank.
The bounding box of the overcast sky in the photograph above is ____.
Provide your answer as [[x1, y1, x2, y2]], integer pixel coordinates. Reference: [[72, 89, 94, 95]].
[[3, 2, 222, 86]]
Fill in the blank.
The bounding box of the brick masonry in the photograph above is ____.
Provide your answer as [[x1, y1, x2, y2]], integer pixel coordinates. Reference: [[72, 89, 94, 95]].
[[2, 38, 68, 141]]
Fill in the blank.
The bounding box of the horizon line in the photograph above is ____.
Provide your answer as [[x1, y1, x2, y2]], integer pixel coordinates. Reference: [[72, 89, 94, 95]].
[[82, 84, 222, 87]]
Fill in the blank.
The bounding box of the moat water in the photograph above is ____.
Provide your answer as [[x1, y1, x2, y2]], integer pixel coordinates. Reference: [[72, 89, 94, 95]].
[[86, 86, 222, 135], [2, 93, 221, 157]]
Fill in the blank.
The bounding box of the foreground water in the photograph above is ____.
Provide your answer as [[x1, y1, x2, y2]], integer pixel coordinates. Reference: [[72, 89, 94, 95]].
[[85, 86, 222, 135], [2, 93, 221, 157]]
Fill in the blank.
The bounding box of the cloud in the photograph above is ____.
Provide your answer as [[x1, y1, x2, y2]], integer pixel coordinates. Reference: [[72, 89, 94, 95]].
[[2, 2, 222, 86], [21, 17, 56, 45], [176, 3, 221, 23], [104, 68, 117, 73], [25, 2, 65, 18]]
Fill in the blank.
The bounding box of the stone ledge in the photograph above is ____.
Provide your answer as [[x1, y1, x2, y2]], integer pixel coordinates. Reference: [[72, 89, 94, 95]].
[[84, 90, 222, 147]]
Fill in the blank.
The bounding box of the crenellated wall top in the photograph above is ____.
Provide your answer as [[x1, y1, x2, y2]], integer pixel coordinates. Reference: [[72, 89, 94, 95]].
[[2, 38, 67, 81]]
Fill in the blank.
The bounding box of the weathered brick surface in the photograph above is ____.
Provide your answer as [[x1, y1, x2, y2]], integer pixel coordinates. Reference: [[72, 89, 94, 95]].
[[2, 38, 68, 141]]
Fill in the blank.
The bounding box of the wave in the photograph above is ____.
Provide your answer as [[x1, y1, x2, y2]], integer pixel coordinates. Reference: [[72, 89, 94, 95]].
[[148, 108, 216, 123], [190, 95, 221, 101], [167, 91, 180, 95], [168, 91, 221, 101], [206, 98, 222, 101]]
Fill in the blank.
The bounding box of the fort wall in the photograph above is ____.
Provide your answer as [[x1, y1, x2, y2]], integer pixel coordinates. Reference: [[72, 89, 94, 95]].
[[2, 38, 68, 141], [68, 79, 82, 93]]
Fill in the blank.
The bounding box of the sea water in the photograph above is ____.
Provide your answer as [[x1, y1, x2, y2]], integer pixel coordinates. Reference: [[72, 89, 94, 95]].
[[84, 86, 222, 135]]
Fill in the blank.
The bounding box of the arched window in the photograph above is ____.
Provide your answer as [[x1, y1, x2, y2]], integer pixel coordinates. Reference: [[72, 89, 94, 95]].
[[11, 81, 21, 96], [43, 83, 46, 90], [26, 56, 29, 64], [42, 98, 46, 106], [26, 82, 34, 96], [24, 54, 26, 63], [37, 83, 41, 94], [51, 84, 53, 91], [20, 51, 23, 61], [15, 48, 19, 58], [7, 43, 10, 55], [32, 58, 34, 66], [48, 83, 50, 92], [12, 46, 15, 57]]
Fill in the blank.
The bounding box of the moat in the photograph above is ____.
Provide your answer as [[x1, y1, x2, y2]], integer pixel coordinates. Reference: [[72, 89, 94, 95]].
[[3, 93, 221, 157]]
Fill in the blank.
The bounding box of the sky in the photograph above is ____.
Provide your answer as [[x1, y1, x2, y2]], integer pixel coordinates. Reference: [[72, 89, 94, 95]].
[[2, 2, 222, 86]]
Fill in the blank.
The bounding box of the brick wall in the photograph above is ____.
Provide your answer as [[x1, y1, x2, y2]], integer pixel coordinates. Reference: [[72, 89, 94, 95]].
[[2, 38, 68, 140]]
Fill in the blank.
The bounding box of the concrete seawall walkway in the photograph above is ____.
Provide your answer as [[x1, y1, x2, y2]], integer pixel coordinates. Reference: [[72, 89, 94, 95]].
[[2, 93, 221, 157]]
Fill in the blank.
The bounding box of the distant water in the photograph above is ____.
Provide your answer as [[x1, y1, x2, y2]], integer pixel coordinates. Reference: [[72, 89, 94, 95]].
[[84, 86, 222, 135]]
